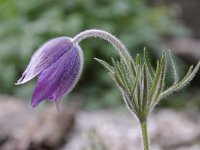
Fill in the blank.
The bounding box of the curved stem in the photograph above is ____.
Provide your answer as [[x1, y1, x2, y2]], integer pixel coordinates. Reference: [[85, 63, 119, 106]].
[[72, 29, 133, 65], [140, 120, 149, 150]]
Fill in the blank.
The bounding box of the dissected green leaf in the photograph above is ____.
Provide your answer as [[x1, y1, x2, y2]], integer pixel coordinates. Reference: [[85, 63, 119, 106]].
[[136, 54, 142, 65], [94, 58, 113, 73], [114, 59, 130, 91], [144, 48, 155, 80], [168, 49, 179, 84], [96, 49, 200, 121], [123, 93, 139, 116], [147, 60, 160, 106], [129, 59, 136, 77], [131, 64, 141, 94], [95, 57, 130, 95], [148, 51, 166, 109], [149, 52, 167, 110], [113, 74, 128, 93], [122, 59, 135, 86], [142, 64, 148, 112], [160, 61, 200, 99], [120, 60, 130, 86]]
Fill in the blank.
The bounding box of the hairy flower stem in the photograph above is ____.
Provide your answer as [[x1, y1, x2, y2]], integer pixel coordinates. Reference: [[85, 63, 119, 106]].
[[72, 29, 133, 65], [140, 120, 149, 150]]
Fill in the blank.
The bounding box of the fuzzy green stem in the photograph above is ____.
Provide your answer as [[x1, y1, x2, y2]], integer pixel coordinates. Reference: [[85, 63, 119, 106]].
[[72, 29, 133, 66], [140, 120, 149, 150]]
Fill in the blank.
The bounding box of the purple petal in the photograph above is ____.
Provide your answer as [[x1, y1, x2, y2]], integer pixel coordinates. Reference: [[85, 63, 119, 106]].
[[16, 37, 73, 85], [31, 45, 83, 108]]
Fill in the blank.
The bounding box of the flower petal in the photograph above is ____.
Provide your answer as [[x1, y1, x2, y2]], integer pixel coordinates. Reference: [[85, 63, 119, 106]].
[[16, 37, 73, 85], [31, 45, 83, 107]]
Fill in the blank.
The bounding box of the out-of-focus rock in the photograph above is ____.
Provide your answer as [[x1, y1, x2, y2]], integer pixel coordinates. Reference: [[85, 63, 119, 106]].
[[0, 95, 76, 150], [62, 109, 200, 150], [0, 95, 200, 150], [167, 38, 200, 64]]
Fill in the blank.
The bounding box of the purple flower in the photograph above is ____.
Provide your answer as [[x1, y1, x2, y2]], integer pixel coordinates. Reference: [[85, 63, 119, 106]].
[[16, 37, 83, 108]]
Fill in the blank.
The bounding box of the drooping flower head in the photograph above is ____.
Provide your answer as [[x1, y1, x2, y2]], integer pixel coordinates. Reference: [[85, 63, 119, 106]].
[[16, 29, 132, 109], [16, 37, 83, 108]]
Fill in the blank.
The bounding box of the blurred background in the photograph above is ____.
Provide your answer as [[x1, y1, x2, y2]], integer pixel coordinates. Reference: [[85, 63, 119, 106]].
[[0, 0, 200, 150]]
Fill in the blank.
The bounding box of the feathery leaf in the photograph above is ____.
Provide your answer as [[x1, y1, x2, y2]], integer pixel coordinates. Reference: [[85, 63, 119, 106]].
[[168, 49, 179, 84], [160, 61, 200, 99], [144, 48, 155, 80], [94, 58, 113, 73]]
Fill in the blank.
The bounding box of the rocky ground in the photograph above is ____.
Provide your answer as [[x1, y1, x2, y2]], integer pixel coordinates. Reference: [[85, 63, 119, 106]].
[[0, 95, 200, 150]]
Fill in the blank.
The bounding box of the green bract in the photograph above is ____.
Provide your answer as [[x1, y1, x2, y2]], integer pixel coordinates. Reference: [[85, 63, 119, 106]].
[[95, 49, 200, 122]]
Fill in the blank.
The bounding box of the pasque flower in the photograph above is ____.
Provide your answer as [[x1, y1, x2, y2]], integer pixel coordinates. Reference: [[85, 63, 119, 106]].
[[16, 37, 83, 108], [16, 29, 200, 150], [16, 29, 131, 108]]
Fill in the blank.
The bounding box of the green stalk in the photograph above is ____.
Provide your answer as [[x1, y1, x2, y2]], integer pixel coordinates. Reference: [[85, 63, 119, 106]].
[[140, 120, 149, 150]]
